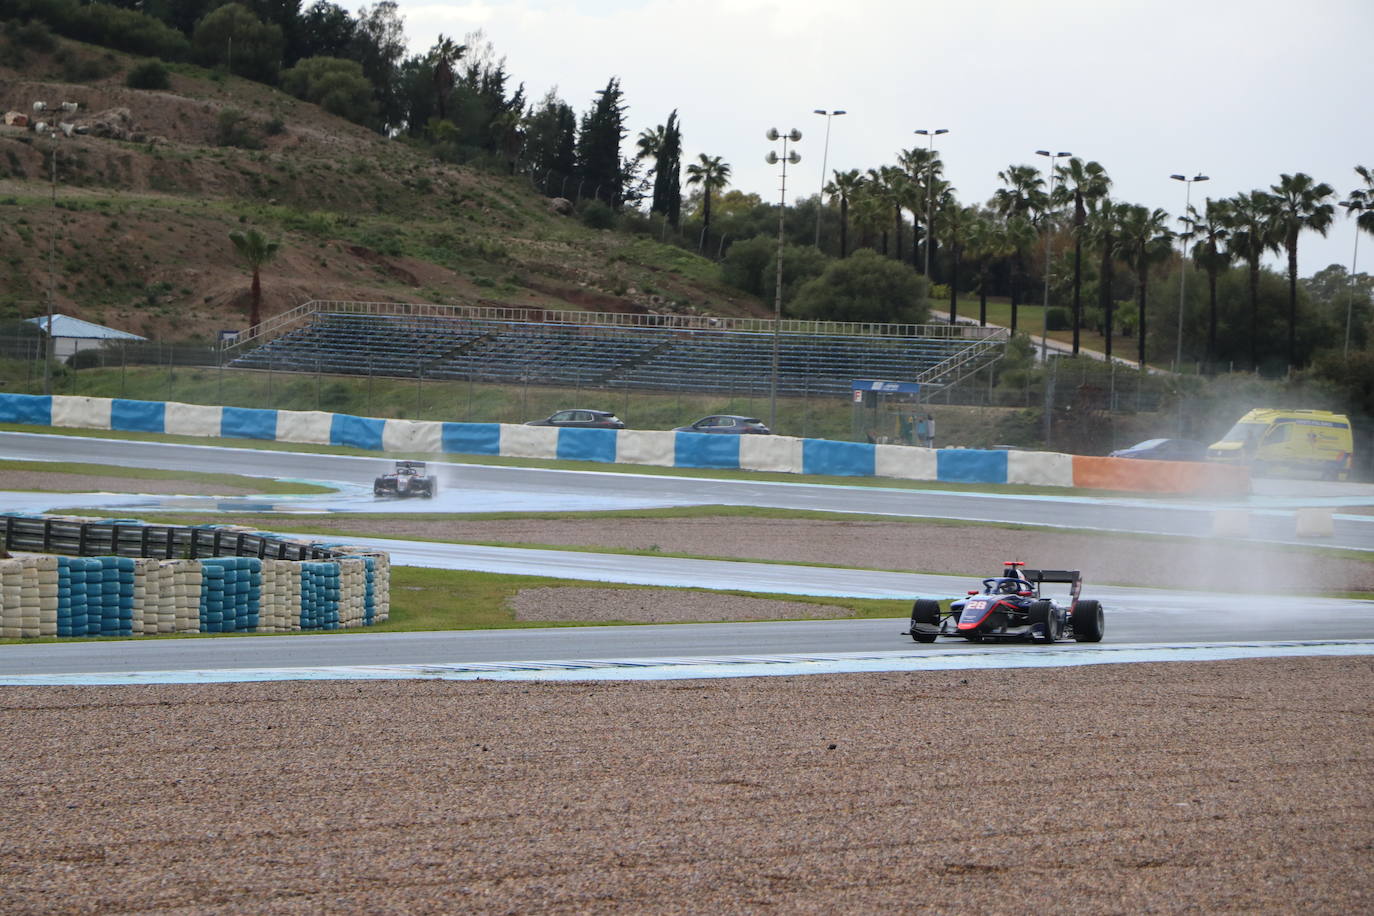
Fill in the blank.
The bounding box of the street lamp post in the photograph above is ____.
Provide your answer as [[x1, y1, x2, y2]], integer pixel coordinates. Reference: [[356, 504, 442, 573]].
[[1170, 173, 1209, 372], [1339, 195, 1366, 358], [813, 109, 845, 249], [765, 127, 801, 431], [1035, 149, 1071, 361], [914, 129, 948, 288]]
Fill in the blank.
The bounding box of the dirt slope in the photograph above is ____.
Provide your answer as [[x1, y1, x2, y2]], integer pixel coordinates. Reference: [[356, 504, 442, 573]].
[[0, 42, 762, 341]]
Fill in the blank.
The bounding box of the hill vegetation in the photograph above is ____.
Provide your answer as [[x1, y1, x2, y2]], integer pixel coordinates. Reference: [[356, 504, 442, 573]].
[[0, 24, 766, 341]]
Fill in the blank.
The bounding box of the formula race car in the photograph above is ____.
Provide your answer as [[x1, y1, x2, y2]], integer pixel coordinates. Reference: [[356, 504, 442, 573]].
[[373, 460, 436, 498], [904, 561, 1104, 644]]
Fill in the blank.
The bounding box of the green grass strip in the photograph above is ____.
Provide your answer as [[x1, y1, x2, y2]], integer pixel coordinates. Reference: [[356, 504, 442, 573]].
[[0, 459, 334, 495]]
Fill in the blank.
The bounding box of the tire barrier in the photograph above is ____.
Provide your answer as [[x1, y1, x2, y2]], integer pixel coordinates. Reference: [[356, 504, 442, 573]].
[[0, 515, 390, 639], [0, 392, 1249, 495]]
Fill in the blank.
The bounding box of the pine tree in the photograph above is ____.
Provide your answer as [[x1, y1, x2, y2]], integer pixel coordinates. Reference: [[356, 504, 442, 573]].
[[575, 77, 628, 208]]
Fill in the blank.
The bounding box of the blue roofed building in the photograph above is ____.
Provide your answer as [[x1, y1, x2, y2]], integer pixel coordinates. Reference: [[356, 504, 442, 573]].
[[24, 314, 146, 361]]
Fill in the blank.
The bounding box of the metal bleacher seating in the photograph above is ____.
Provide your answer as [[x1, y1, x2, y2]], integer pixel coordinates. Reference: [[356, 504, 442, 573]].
[[228, 311, 1000, 396]]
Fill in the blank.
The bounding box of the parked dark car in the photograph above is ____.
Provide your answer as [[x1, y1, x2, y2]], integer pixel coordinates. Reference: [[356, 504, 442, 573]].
[[1108, 438, 1207, 461], [526, 409, 626, 429], [673, 415, 773, 435]]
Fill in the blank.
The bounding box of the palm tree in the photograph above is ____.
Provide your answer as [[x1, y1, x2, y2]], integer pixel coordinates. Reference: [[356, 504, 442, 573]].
[[1053, 158, 1110, 354], [1184, 198, 1232, 373], [863, 168, 900, 257], [228, 228, 281, 330], [824, 169, 864, 258], [635, 124, 665, 164], [937, 200, 975, 323], [1342, 166, 1374, 354], [965, 211, 1011, 327], [1353, 165, 1374, 232], [1269, 172, 1335, 371], [992, 164, 1045, 219], [850, 187, 887, 254], [880, 166, 910, 262], [1223, 191, 1281, 371], [992, 164, 1046, 330], [428, 35, 464, 122], [1085, 199, 1122, 360], [1116, 205, 1174, 367], [899, 146, 944, 272], [1001, 215, 1037, 334], [684, 154, 731, 254]]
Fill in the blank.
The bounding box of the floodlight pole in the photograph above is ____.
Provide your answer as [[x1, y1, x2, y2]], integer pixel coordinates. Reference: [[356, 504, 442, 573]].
[[1035, 149, 1071, 362], [914, 129, 947, 288], [35, 101, 75, 395], [1171, 173, 1209, 372], [1340, 196, 1366, 357], [766, 128, 801, 430], [813, 109, 845, 248]]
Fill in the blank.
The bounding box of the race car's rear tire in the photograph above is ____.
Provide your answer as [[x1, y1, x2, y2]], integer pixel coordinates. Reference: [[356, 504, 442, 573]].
[[909, 599, 940, 644], [1072, 599, 1104, 642], [1028, 599, 1059, 643]]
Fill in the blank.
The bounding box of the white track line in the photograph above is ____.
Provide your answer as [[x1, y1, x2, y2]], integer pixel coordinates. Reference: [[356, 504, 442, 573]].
[[4, 640, 1370, 686]]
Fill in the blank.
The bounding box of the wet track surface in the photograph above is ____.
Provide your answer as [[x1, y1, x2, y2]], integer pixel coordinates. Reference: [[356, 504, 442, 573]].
[[2, 431, 1372, 677], [5, 431, 1374, 548]]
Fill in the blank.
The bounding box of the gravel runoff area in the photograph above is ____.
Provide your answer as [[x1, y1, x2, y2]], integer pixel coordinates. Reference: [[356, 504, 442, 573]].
[[0, 658, 1370, 914]]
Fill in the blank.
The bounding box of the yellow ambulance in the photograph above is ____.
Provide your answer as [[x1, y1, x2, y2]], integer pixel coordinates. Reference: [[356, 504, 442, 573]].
[[1206, 409, 1354, 480]]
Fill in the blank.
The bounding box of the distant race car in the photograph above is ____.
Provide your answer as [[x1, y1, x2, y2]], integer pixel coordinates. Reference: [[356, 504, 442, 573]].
[[373, 460, 436, 498], [904, 561, 1104, 644]]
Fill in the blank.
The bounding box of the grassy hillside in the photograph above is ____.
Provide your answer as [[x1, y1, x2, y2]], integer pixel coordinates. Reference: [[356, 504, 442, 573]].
[[0, 36, 766, 342]]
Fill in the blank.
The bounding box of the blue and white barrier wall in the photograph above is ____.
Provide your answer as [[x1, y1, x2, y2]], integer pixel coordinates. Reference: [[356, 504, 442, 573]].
[[0, 393, 1248, 495]]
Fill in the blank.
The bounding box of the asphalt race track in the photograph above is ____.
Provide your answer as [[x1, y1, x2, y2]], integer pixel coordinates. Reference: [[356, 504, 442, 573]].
[[1, 430, 1372, 680], [5, 431, 1374, 549]]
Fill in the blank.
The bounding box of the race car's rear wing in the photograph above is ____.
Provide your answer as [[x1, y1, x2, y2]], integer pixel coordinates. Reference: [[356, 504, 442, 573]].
[[1022, 569, 1082, 604], [396, 460, 427, 472]]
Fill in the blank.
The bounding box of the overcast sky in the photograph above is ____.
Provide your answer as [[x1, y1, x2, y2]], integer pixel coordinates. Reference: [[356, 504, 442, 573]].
[[401, 0, 1372, 278]]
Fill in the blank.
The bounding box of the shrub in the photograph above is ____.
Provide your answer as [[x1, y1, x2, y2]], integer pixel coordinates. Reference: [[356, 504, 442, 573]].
[[720, 235, 774, 296], [125, 59, 170, 90], [215, 108, 262, 149], [578, 199, 615, 230], [56, 45, 115, 82], [0, 0, 192, 59], [279, 56, 374, 126], [67, 347, 104, 370], [1046, 306, 1072, 330], [5, 17, 57, 52], [791, 248, 930, 324], [192, 3, 283, 83]]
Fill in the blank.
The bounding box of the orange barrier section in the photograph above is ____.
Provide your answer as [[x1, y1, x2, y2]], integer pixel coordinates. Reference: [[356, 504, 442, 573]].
[[1071, 456, 1250, 496]]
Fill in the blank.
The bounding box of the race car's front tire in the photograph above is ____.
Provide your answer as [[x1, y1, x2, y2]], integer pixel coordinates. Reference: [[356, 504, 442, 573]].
[[1028, 599, 1059, 643], [1072, 599, 1104, 642], [909, 599, 940, 644]]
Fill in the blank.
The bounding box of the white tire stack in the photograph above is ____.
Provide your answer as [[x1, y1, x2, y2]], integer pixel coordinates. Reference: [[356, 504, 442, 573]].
[[0, 558, 21, 639], [33, 555, 59, 637]]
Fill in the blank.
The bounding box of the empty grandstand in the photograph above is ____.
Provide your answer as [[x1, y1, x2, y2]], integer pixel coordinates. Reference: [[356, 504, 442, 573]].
[[225, 300, 1008, 399]]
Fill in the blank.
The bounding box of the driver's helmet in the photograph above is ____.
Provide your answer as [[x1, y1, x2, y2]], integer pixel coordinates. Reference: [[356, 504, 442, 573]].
[[996, 579, 1020, 594]]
